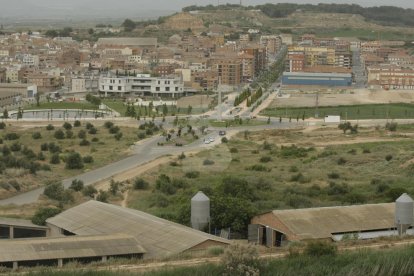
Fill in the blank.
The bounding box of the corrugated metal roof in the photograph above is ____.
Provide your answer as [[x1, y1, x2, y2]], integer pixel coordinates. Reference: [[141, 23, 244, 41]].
[[47, 201, 229, 259], [0, 233, 145, 262], [97, 38, 157, 46], [271, 203, 395, 239], [0, 218, 48, 229]]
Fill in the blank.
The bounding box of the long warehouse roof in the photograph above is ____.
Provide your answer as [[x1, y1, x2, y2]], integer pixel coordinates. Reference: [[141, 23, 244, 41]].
[[0, 233, 145, 262], [47, 201, 229, 259]]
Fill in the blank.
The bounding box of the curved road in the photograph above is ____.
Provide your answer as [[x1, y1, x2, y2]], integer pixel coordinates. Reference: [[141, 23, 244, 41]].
[[0, 122, 294, 206]]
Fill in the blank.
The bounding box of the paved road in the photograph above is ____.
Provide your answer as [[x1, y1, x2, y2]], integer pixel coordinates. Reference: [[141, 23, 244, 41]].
[[0, 122, 294, 206]]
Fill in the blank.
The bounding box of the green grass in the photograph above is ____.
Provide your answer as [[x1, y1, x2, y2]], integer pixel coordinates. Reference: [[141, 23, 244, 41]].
[[102, 99, 127, 115], [261, 103, 414, 119], [25, 102, 99, 111]]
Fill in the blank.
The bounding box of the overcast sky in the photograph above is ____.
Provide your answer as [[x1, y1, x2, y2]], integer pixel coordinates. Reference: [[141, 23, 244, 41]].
[[0, 0, 413, 19]]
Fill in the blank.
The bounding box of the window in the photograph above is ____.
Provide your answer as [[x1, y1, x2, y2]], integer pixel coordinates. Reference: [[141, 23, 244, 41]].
[[166, 87, 170, 92], [109, 86, 113, 90], [156, 87, 160, 91], [118, 86, 122, 91], [175, 87, 178, 91]]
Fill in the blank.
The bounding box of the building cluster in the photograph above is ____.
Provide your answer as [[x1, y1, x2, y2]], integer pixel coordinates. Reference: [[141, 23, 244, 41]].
[[360, 41, 414, 90], [0, 23, 288, 103], [282, 34, 354, 87]]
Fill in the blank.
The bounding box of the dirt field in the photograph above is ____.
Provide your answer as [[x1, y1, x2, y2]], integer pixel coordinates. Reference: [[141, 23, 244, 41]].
[[177, 95, 213, 109], [270, 89, 414, 108]]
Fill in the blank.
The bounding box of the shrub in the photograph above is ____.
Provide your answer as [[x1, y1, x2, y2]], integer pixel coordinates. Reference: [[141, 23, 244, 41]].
[[70, 179, 84, 192], [387, 187, 408, 201], [328, 172, 340, 179], [114, 132, 123, 140], [37, 152, 46, 161], [0, 122, 5, 129], [79, 139, 90, 146], [203, 159, 215, 166], [109, 179, 120, 195], [109, 126, 120, 134], [62, 122, 72, 130], [10, 142, 21, 152], [65, 130, 74, 139], [54, 129, 65, 140], [178, 152, 186, 160], [222, 244, 260, 276], [85, 122, 94, 130], [344, 192, 367, 204], [78, 130, 87, 139], [48, 143, 61, 153], [362, 148, 371, 154], [43, 182, 64, 201], [337, 157, 347, 165], [134, 178, 149, 190], [74, 120, 81, 127], [32, 207, 61, 226], [289, 166, 299, 172], [46, 124, 55, 131], [230, 148, 238, 153], [169, 161, 179, 167], [91, 137, 99, 142], [82, 185, 97, 197], [327, 182, 350, 195], [32, 132, 42, 139], [385, 154, 393, 161], [138, 132, 146, 139], [304, 241, 337, 257], [247, 164, 270, 172], [88, 127, 97, 135], [155, 174, 176, 195], [385, 122, 398, 132], [96, 190, 109, 202], [208, 246, 225, 256], [221, 137, 228, 143], [9, 180, 20, 191], [83, 155, 94, 163], [65, 152, 84, 169], [4, 132, 19, 140], [260, 156, 272, 163], [185, 171, 200, 179], [104, 121, 114, 129], [290, 173, 306, 182], [50, 153, 60, 164], [41, 164, 51, 171]]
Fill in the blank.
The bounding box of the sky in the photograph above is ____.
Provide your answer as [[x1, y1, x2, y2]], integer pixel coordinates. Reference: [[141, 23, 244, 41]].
[[0, 0, 413, 20]]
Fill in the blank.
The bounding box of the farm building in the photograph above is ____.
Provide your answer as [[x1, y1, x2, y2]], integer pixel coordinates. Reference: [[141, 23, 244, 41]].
[[0, 201, 229, 269], [249, 201, 413, 247], [281, 72, 352, 87]]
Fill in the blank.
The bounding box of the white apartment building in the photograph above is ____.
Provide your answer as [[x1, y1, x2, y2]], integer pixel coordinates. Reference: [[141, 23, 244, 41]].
[[99, 74, 184, 98], [6, 68, 19, 83], [22, 54, 40, 67]]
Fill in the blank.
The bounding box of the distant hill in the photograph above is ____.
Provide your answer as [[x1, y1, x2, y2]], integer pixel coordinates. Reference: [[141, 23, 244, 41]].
[[183, 3, 414, 28]]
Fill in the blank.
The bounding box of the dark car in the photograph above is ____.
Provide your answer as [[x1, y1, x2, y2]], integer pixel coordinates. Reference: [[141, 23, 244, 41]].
[[219, 131, 226, 136]]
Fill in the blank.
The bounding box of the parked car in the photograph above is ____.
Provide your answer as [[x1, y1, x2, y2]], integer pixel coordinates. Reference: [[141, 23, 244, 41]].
[[219, 131, 226, 136]]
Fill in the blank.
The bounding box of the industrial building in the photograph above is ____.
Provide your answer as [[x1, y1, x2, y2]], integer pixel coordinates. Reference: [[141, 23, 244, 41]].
[[0, 200, 229, 269], [249, 194, 414, 247], [282, 72, 352, 87]]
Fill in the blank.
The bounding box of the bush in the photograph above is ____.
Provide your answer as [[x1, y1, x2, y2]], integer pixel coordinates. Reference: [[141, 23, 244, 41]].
[[83, 155, 94, 163], [185, 171, 200, 179], [10, 142, 21, 152], [230, 148, 238, 153], [43, 182, 64, 201], [54, 129, 65, 139], [304, 241, 337, 257], [260, 156, 272, 163], [178, 152, 186, 160], [138, 132, 146, 139], [62, 122, 72, 130], [247, 164, 270, 172], [50, 153, 60, 164], [48, 143, 61, 153], [222, 244, 260, 276], [91, 137, 99, 142], [387, 187, 408, 201], [4, 132, 19, 140], [78, 130, 87, 139], [155, 174, 176, 195], [32, 132, 42, 139], [362, 148, 371, 154], [109, 126, 120, 134], [74, 120, 81, 127], [96, 190, 109, 202], [289, 166, 299, 172], [385, 154, 393, 161], [79, 139, 90, 146], [65, 130, 74, 139], [9, 180, 20, 191], [385, 122, 398, 132], [31, 207, 61, 226], [88, 127, 97, 135], [134, 178, 149, 190], [114, 132, 123, 140], [65, 152, 84, 169], [104, 121, 114, 129], [46, 124, 55, 131], [0, 122, 5, 129], [82, 185, 97, 197], [203, 159, 215, 166], [37, 151, 46, 161], [337, 157, 347, 165], [85, 122, 94, 130], [290, 172, 307, 182], [221, 137, 228, 143], [70, 179, 84, 192], [328, 172, 340, 179]]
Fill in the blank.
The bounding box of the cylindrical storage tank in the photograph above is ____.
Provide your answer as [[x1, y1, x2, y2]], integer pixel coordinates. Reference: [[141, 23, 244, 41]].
[[395, 193, 414, 235], [191, 191, 210, 231]]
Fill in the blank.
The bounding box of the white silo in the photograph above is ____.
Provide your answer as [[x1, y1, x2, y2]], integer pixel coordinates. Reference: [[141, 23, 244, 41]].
[[191, 191, 210, 231], [395, 193, 414, 236]]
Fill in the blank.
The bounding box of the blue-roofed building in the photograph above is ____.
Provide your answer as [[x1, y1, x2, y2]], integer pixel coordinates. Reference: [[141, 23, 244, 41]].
[[282, 72, 353, 87]]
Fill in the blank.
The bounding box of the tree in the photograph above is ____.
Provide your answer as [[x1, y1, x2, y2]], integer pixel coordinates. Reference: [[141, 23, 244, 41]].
[[88, 28, 94, 35], [134, 178, 149, 190], [97, 190, 109, 202], [70, 179, 84, 192], [32, 207, 61, 226], [54, 129, 65, 139], [122, 19, 136, 32], [43, 182, 64, 201], [82, 185, 97, 198], [187, 105, 193, 115], [78, 130, 87, 139], [50, 153, 60, 164], [155, 174, 176, 195], [35, 92, 40, 107], [3, 109, 8, 119], [109, 179, 119, 195], [65, 152, 84, 169]]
